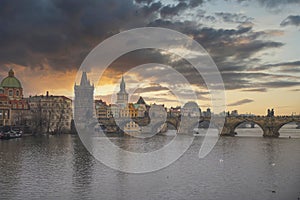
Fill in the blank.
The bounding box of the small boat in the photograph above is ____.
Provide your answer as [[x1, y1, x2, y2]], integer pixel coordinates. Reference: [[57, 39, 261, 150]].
[[0, 126, 23, 140], [8, 130, 23, 139]]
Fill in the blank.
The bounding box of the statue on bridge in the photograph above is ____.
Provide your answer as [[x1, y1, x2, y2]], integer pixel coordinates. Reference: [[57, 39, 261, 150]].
[[267, 108, 274, 117]]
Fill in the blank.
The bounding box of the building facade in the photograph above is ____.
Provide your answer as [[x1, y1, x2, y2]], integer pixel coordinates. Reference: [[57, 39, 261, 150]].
[[95, 99, 109, 119], [0, 93, 11, 126], [0, 69, 30, 126], [28, 92, 72, 133], [1, 69, 23, 100]]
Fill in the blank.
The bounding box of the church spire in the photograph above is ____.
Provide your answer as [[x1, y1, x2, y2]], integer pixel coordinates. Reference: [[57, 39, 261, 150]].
[[120, 75, 126, 92], [116, 75, 128, 106]]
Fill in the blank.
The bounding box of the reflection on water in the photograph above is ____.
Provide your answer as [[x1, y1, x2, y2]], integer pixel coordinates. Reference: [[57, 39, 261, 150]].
[[0, 133, 300, 200]]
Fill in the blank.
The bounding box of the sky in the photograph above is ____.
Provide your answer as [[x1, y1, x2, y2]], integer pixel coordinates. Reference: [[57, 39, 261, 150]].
[[0, 0, 299, 115]]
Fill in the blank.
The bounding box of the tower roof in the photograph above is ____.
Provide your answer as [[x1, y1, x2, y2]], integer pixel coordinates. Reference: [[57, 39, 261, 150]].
[[137, 96, 146, 105], [77, 71, 93, 88], [120, 75, 126, 93], [0, 69, 22, 88], [80, 72, 88, 85]]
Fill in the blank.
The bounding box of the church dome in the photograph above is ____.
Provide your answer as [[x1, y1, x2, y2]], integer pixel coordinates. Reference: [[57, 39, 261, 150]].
[[1, 69, 22, 88]]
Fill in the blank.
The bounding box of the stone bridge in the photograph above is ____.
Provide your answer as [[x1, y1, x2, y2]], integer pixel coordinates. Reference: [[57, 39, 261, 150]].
[[98, 115, 300, 137], [221, 116, 300, 137]]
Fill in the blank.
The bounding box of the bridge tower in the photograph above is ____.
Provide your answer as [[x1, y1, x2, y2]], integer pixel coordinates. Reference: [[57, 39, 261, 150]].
[[74, 72, 94, 124]]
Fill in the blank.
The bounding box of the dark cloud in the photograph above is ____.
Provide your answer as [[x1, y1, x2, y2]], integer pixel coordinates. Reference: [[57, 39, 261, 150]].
[[177, 0, 205, 7], [104, 49, 170, 78], [146, 19, 290, 92], [221, 72, 299, 90], [253, 60, 300, 73], [259, 0, 300, 8], [242, 88, 267, 92], [281, 15, 300, 27], [139, 2, 162, 17], [160, 2, 188, 18], [280, 68, 300, 73], [158, 0, 205, 18], [290, 89, 300, 91], [189, 0, 205, 7], [0, 0, 158, 71], [135, 0, 154, 4], [144, 96, 179, 103], [0, 0, 295, 96], [148, 19, 283, 72], [228, 99, 254, 106], [236, 0, 300, 8], [0, 0, 284, 74], [215, 12, 254, 23], [262, 81, 300, 88], [134, 85, 170, 93], [264, 60, 300, 67]]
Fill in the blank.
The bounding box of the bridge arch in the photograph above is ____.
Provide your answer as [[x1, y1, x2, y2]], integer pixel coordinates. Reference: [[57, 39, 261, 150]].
[[165, 117, 180, 130], [198, 119, 220, 129], [277, 119, 300, 131], [232, 119, 264, 136], [277, 119, 300, 137], [165, 121, 178, 130]]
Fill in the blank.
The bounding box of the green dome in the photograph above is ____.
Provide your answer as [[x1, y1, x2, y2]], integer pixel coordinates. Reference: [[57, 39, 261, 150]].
[[0, 69, 22, 88]]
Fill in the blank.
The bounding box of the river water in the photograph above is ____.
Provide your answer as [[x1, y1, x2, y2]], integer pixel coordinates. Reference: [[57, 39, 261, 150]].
[[0, 126, 300, 200]]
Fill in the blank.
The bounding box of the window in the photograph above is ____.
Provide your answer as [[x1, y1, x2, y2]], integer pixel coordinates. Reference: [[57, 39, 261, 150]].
[[9, 90, 13, 96], [16, 90, 19, 96]]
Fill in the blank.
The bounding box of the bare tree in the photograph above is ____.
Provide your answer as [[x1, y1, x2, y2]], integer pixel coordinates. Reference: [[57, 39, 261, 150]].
[[30, 101, 47, 134]]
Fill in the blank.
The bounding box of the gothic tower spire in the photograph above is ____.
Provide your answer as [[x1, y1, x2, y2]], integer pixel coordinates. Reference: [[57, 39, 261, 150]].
[[120, 75, 126, 92], [116, 75, 128, 106], [80, 71, 89, 86], [74, 71, 94, 123]]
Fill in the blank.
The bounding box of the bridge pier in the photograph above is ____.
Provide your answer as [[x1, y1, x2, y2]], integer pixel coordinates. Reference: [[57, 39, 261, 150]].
[[220, 126, 236, 136], [177, 117, 199, 135], [262, 127, 279, 138]]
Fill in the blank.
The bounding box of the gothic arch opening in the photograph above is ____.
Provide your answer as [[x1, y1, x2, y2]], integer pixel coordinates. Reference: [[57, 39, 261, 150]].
[[234, 121, 264, 137], [279, 121, 300, 138]]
